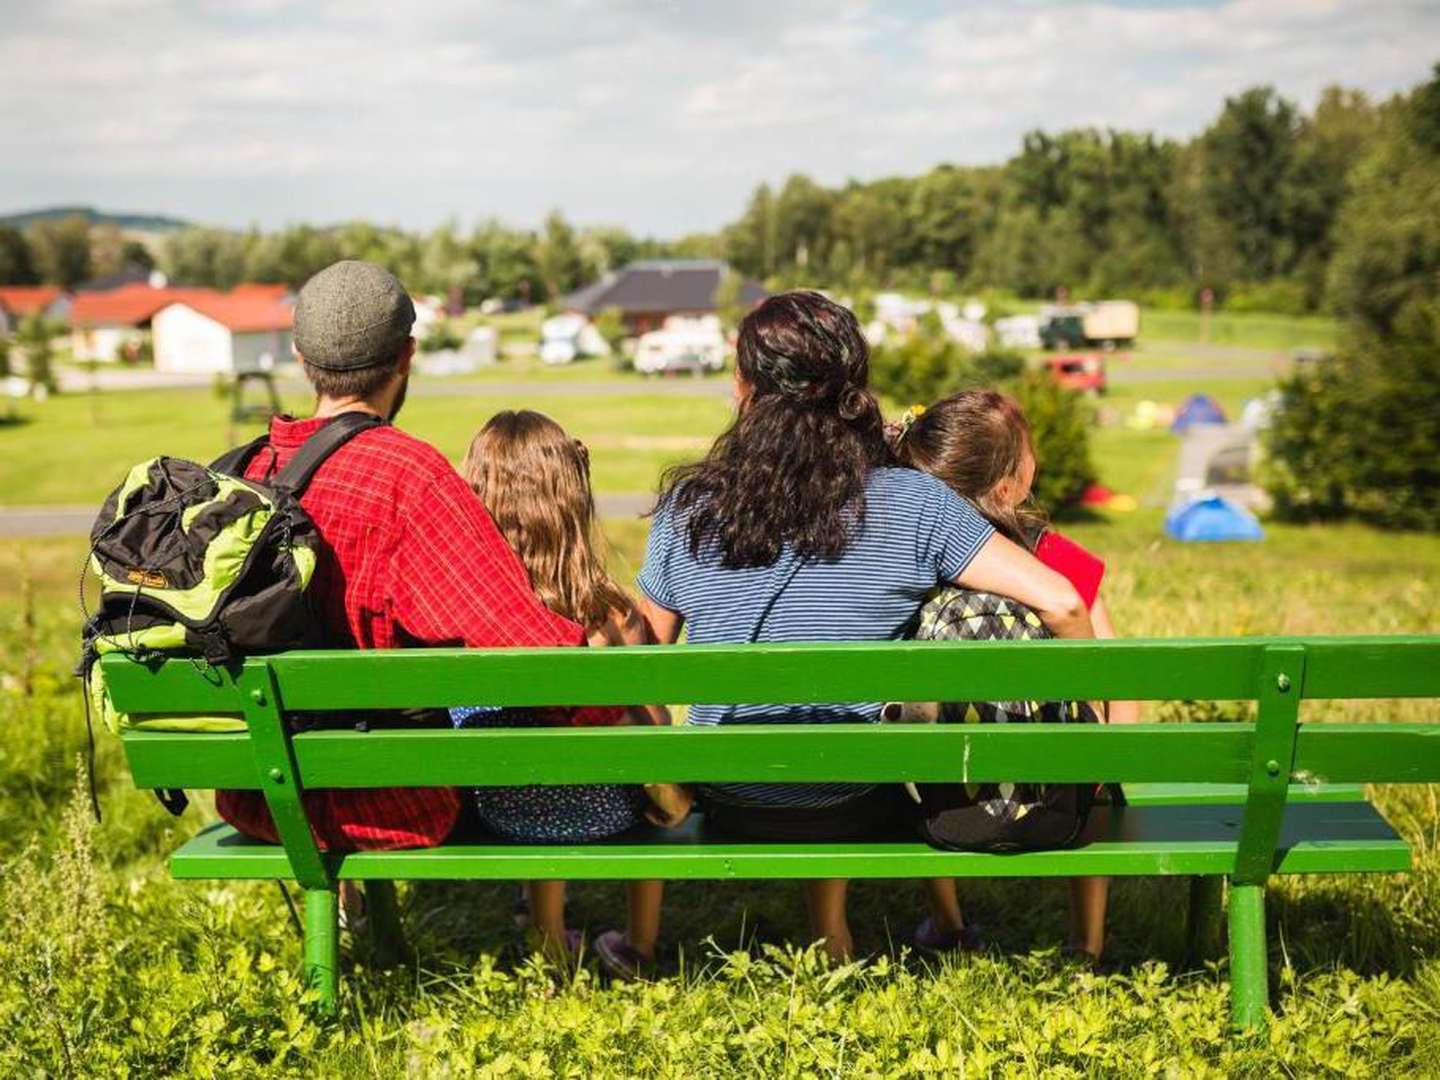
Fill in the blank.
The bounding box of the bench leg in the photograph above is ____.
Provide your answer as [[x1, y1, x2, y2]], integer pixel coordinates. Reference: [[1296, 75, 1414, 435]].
[[364, 880, 410, 968], [1186, 875, 1224, 964], [1227, 881, 1268, 1032], [304, 886, 340, 1013]]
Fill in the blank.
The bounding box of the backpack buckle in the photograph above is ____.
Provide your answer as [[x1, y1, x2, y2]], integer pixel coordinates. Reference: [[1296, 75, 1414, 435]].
[[197, 627, 233, 666]]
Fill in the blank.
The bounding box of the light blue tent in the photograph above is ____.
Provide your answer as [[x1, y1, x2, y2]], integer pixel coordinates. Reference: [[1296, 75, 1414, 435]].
[[1171, 393, 1228, 434], [1165, 495, 1264, 542]]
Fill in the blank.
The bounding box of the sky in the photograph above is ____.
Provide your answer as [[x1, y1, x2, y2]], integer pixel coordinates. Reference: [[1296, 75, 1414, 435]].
[[1, 0, 1436, 238]]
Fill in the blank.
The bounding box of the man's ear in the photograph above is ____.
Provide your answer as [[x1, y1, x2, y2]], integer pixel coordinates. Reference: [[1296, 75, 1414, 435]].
[[398, 336, 416, 375]]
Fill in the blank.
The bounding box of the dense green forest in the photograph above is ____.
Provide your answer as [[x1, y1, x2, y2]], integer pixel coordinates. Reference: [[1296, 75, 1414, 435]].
[[0, 70, 1432, 316]]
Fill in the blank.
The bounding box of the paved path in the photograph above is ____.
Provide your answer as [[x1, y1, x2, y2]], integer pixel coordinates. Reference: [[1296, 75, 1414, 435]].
[[0, 492, 657, 538]]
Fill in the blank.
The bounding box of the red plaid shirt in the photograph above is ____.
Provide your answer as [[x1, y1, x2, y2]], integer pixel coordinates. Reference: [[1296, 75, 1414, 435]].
[[216, 413, 608, 851]]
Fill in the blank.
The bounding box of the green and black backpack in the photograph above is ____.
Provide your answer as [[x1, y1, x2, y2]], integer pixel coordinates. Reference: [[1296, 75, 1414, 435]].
[[78, 412, 385, 738]]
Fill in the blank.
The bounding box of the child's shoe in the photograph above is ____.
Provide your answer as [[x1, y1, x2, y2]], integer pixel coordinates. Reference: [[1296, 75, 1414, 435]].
[[912, 917, 985, 956], [595, 929, 656, 982]]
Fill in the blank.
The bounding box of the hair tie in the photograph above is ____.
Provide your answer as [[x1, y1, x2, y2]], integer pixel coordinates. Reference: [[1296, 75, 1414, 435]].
[[897, 403, 926, 439]]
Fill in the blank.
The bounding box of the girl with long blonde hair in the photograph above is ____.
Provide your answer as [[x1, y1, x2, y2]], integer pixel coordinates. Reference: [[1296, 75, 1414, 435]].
[[459, 410, 689, 979]]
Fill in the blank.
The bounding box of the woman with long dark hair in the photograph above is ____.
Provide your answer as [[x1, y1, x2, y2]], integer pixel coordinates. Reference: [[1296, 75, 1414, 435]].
[[636, 291, 1093, 961]]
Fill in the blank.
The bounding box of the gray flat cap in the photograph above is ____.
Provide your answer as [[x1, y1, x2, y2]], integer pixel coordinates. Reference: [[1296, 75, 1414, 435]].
[[293, 260, 416, 371]]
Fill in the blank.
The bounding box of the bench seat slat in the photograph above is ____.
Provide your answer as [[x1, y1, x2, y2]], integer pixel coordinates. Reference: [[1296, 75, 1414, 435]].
[[169, 802, 1409, 882]]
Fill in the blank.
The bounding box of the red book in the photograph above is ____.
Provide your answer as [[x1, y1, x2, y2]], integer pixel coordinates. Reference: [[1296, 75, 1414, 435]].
[[1035, 530, 1105, 610]]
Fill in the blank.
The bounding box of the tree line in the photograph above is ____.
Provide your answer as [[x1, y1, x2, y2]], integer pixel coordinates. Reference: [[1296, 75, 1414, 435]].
[[0, 70, 1433, 317]]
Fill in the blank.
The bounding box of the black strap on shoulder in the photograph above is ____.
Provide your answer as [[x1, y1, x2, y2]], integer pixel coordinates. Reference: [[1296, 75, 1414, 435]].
[[210, 433, 273, 478], [272, 411, 387, 496]]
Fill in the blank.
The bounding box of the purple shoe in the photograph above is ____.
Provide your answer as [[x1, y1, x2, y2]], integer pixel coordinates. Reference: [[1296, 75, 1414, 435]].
[[913, 917, 985, 956], [595, 929, 657, 983]]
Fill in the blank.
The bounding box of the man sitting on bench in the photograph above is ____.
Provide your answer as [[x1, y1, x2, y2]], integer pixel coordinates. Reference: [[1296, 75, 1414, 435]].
[[215, 260, 610, 854]]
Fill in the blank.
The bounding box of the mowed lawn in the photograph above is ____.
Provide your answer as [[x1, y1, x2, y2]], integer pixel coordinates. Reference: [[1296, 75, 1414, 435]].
[[0, 378, 733, 505], [2, 342, 1438, 1074]]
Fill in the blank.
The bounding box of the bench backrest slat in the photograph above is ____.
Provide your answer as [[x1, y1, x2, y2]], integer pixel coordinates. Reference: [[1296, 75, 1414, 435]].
[[123, 723, 1259, 790], [100, 635, 1440, 715]]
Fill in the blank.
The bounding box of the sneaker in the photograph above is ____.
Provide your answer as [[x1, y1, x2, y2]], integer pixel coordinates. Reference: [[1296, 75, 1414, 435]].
[[594, 929, 657, 983], [913, 917, 985, 956]]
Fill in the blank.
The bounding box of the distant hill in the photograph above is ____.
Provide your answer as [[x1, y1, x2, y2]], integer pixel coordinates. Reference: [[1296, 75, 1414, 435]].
[[0, 205, 191, 233]]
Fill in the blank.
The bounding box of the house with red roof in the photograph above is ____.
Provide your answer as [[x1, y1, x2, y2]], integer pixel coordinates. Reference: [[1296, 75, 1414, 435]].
[[0, 286, 70, 335], [152, 291, 294, 375], [70, 283, 214, 362]]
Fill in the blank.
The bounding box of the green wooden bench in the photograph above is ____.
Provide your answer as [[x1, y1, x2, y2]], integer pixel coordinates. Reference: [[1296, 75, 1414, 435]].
[[103, 635, 1440, 1031]]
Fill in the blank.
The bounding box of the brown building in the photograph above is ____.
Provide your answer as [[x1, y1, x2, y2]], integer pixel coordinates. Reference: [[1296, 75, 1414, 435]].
[[562, 259, 766, 335]]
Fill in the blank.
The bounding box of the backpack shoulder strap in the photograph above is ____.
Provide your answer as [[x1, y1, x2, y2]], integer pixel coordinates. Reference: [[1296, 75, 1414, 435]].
[[272, 412, 387, 496], [210, 433, 272, 478]]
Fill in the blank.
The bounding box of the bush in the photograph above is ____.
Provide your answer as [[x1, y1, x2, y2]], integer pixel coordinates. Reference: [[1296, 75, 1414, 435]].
[[1263, 303, 1440, 530], [1222, 279, 1315, 316], [1134, 286, 1197, 311], [15, 314, 56, 393], [870, 317, 1025, 408], [1012, 370, 1097, 515], [870, 324, 1094, 516], [419, 320, 463, 354], [1265, 73, 1440, 531]]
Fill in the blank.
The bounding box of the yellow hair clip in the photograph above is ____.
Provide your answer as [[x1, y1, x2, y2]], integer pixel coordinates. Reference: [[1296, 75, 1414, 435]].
[[897, 403, 926, 437]]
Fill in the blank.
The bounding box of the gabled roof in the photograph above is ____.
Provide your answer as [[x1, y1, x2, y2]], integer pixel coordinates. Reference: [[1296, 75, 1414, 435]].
[[562, 260, 767, 316], [0, 285, 63, 317], [164, 292, 292, 333], [71, 283, 214, 327]]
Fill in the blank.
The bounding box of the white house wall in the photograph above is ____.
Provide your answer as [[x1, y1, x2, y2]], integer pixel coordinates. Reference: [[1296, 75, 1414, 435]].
[[153, 306, 232, 374]]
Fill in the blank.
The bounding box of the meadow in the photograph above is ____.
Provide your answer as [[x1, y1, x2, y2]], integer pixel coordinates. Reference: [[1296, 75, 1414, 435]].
[[1, 334, 1437, 1075]]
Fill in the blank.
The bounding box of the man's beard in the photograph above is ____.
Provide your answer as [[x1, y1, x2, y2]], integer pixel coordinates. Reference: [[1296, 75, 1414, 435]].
[[388, 373, 410, 421]]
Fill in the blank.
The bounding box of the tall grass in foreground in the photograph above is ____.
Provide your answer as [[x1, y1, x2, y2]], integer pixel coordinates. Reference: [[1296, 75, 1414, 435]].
[[1, 525, 1437, 1075]]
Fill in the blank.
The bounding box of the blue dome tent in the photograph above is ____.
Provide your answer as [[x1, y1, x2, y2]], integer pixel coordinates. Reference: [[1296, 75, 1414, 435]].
[[1171, 393, 1228, 434], [1165, 495, 1264, 542]]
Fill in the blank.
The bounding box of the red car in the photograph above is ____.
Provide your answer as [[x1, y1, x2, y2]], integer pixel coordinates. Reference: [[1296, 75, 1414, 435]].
[[1044, 353, 1107, 394]]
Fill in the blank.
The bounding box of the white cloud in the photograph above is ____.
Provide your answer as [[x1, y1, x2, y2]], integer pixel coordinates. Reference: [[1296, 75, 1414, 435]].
[[0, 0, 1435, 234]]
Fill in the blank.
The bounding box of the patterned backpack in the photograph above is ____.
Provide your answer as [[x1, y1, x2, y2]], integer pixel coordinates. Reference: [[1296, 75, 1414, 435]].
[[884, 587, 1120, 852]]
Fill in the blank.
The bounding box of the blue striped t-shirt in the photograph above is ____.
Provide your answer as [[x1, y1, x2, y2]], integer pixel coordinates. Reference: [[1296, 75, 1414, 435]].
[[636, 467, 994, 808]]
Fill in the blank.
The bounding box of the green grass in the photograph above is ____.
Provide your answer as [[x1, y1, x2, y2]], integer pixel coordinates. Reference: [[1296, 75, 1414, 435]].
[[2, 514, 1438, 1074], [2, 345, 1438, 1073], [0, 384, 731, 505], [1141, 309, 1338, 352]]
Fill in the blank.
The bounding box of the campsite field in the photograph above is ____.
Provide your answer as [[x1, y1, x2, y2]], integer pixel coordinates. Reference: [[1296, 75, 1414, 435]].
[[1, 338, 1437, 1075]]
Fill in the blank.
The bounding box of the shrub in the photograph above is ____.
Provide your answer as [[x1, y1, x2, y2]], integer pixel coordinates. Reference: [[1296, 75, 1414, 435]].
[[1013, 370, 1097, 515], [1222, 279, 1315, 316], [870, 324, 1094, 516], [1266, 75, 1440, 531], [419, 320, 463, 354], [1263, 303, 1440, 531], [15, 314, 56, 393]]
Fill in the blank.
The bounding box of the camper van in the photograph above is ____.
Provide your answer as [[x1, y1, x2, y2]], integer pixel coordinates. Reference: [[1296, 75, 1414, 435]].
[[634, 315, 727, 376]]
